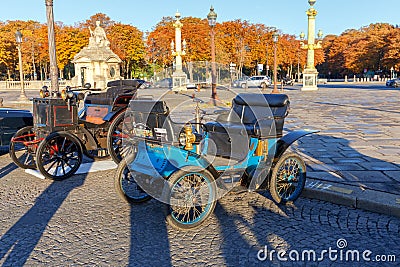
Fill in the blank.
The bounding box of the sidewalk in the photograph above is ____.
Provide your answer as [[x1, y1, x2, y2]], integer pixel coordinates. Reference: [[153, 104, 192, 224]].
[[283, 83, 400, 217], [1, 83, 400, 217], [0, 89, 38, 111]]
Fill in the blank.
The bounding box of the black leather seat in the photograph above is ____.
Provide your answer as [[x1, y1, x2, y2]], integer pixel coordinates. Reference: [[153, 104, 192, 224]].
[[84, 86, 137, 106], [205, 93, 290, 138], [127, 99, 177, 142], [203, 94, 289, 159]]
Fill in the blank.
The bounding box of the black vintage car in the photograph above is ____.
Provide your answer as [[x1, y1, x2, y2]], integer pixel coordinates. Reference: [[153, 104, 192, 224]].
[[0, 108, 33, 147], [9, 79, 144, 180]]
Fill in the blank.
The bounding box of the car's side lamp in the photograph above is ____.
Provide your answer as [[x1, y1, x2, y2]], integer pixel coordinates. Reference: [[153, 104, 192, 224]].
[[179, 124, 196, 151], [84, 83, 91, 89], [40, 86, 50, 98], [61, 87, 75, 111]]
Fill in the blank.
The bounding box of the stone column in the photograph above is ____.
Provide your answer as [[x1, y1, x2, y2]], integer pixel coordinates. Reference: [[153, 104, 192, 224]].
[[171, 11, 187, 92], [301, 0, 322, 91]]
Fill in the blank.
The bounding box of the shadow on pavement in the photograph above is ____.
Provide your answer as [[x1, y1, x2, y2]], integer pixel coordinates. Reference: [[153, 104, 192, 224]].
[[312, 101, 400, 115], [0, 173, 88, 266], [129, 201, 172, 266], [0, 162, 18, 179], [295, 133, 400, 194]]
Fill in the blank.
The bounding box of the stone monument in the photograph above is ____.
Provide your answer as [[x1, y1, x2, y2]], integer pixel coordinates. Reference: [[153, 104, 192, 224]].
[[171, 11, 188, 92], [300, 0, 323, 91], [71, 21, 121, 89]]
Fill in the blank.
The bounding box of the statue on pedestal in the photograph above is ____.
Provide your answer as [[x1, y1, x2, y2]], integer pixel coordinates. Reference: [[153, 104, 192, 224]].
[[71, 20, 121, 89], [89, 21, 110, 48]]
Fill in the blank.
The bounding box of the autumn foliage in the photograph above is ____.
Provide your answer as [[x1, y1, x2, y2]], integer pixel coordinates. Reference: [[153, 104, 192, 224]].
[[0, 13, 399, 81]]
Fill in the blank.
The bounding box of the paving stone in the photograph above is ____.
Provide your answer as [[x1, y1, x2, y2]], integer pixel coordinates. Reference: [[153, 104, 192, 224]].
[[358, 162, 400, 171]]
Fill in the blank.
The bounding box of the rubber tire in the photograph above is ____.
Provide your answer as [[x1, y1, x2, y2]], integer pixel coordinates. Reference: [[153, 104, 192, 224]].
[[107, 111, 131, 164], [165, 168, 217, 230], [9, 126, 36, 169], [241, 83, 246, 89], [36, 132, 83, 180], [269, 153, 306, 204], [114, 154, 152, 204]]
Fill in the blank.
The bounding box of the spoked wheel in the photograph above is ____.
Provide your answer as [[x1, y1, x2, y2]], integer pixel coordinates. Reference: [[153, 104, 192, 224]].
[[9, 126, 37, 169], [270, 153, 306, 204], [166, 168, 217, 230], [36, 132, 83, 180], [107, 111, 134, 163], [114, 154, 151, 203]]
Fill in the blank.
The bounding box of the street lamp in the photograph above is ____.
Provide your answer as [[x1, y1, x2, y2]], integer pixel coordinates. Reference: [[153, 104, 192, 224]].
[[300, 0, 323, 91], [15, 30, 28, 101], [207, 6, 218, 104], [272, 32, 279, 94]]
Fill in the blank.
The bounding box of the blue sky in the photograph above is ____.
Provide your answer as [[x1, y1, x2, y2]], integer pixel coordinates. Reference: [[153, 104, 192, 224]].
[[1, 0, 399, 36]]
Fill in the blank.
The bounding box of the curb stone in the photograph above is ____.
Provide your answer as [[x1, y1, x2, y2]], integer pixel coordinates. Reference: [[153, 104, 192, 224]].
[[302, 178, 400, 218]]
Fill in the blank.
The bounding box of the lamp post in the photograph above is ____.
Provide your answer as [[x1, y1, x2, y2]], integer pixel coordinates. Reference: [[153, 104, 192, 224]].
[[266, 42, 269, 77], [272, 32, 279, 94], [297, 41, 301, 82], [15, 30, 28, 101], [45, 0, 59, 94], [207, 6, 218, 104], [31, 43, 37, 80], [300, 0, 323, 91]]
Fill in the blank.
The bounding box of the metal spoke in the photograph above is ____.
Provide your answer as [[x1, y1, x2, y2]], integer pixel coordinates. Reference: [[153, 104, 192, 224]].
[[61, 160, 66, 175], [60, 136, 67, 152], [45, 158, 58, 172]]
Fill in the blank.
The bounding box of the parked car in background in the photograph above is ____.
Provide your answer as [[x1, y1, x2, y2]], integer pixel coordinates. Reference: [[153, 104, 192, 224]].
[[232, 76, 249, 88], [142, 81, 152, 88], [386, 78, 400, 87], [0, 108, 33, 148], [239, 76, 271, 89], [153, 78, 172, 88]]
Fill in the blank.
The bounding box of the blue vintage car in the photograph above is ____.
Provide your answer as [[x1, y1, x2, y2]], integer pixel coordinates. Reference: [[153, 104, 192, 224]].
[[114, 93, 317, 230], [0, 108, 33, 148]]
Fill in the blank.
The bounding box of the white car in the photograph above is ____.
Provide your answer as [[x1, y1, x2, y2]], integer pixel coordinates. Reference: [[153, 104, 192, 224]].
[[239, 76, 271, 89]]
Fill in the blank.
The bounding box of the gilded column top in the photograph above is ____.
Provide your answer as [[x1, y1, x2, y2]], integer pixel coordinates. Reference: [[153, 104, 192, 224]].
[[306, 8, 318, 17]]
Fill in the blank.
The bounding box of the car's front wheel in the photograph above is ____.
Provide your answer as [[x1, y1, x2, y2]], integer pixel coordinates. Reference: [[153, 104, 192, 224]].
[[166, 168, 217, 230]]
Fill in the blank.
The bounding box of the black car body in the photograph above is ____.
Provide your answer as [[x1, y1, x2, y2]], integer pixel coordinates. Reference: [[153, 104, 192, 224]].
[[386, 78, 400, 87], [0, 108, 33, 146]]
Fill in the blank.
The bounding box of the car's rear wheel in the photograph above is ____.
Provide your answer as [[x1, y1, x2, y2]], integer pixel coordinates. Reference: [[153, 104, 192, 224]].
[[9, 126, 37, 169], [36, 132, 83, 180]]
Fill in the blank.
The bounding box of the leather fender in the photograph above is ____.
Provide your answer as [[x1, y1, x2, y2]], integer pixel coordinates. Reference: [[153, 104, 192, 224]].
[[274, 130, 319, 160]]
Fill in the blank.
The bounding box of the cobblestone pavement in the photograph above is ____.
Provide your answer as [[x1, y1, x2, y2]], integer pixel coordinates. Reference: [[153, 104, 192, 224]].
[[0, 152, 399, 266], [284, 84, 400, 195], [1, 83, 400, 266]]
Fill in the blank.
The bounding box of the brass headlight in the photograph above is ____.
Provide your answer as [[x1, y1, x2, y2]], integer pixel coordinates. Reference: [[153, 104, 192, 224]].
[[39, 86, 49, 98], [67, 90, 74, 99], [61, 89, 67, 100], [182, 124, 196, 150]]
